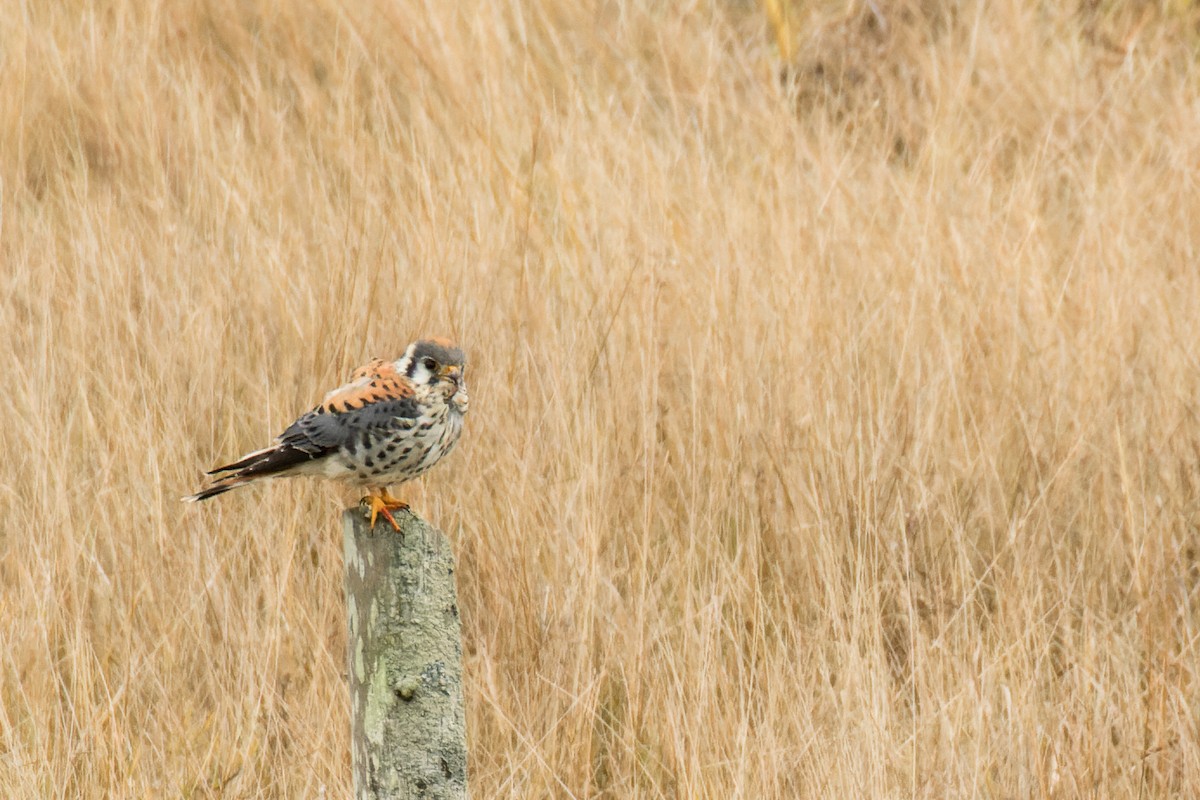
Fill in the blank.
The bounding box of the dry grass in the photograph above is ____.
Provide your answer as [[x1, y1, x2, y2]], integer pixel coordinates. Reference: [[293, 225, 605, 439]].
[[2, 0, 1200, 796]]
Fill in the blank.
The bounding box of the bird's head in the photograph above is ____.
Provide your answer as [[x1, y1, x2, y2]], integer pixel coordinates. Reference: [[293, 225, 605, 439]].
[[402, 337, 468, 410]]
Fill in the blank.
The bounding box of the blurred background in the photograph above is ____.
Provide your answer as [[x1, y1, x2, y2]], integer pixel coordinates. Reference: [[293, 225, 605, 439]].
[[2, 1, 1199, 796]]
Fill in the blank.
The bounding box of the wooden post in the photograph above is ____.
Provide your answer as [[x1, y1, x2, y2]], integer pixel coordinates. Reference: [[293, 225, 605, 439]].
[[342, 508, 468, 800]]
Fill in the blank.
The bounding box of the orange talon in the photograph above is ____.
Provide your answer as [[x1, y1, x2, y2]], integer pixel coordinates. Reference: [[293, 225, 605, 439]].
[[361, 492, 409, 532]]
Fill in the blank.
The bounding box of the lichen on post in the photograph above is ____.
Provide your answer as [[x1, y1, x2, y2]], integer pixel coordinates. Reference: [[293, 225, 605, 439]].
[[342, 508, 468, 800]]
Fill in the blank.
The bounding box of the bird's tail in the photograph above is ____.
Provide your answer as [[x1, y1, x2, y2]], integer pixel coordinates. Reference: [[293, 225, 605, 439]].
[[183, 444, 315, 502], [183, 475, 256, 502]]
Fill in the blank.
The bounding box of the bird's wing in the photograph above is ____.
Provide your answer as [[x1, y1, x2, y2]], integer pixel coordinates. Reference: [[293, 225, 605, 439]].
[[187, 359, 425, 501], [320, 358, 414, 413], [277, 359, 421, 453], [205, 359, 420, 475]]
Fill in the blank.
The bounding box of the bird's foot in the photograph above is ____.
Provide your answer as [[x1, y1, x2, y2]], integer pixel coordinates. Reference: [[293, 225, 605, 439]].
[[360, 492, 409, 532]]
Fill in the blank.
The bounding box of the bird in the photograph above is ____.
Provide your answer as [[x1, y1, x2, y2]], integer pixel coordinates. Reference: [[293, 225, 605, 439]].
[[185, 337, 468, 531]]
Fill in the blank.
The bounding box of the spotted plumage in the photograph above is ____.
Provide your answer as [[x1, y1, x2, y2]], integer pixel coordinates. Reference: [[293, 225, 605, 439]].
[[186, 338, 468, 529]]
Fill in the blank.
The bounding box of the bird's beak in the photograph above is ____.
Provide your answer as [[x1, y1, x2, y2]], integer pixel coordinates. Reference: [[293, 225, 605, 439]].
[[440, 365, 462, 383]]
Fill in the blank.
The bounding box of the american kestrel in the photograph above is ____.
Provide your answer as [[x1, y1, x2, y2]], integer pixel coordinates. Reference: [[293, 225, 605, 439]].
[[186, 337, 468, 530]]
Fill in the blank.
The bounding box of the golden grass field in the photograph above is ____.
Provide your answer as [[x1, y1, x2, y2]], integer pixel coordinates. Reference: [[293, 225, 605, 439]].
[[3, 0, 1200, 796]]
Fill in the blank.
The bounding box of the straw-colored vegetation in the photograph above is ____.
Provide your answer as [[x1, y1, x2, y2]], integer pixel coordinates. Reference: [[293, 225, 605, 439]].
[[2, 0, 1199, 796]]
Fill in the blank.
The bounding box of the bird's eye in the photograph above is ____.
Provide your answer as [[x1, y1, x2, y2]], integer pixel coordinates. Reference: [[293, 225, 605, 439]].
[[422, 357, 437, 371]]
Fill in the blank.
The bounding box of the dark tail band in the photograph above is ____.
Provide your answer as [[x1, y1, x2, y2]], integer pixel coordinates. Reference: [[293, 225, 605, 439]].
[[185, 444, 319, 503], [183, 477, 252, 502]]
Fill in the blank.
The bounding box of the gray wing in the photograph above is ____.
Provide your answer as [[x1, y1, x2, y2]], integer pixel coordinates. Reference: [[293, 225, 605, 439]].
[[278, 396, 423, 455]]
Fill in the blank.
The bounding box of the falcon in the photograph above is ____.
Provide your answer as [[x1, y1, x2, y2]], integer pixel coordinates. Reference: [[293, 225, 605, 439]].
[[185, 338, 468, 530]]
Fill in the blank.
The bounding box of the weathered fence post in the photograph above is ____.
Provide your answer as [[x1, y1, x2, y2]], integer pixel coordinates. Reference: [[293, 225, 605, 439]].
[[342, 508, 468, 799]]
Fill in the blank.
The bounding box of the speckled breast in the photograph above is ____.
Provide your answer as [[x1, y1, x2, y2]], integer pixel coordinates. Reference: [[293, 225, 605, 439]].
[[339, 404, 464, 487]]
